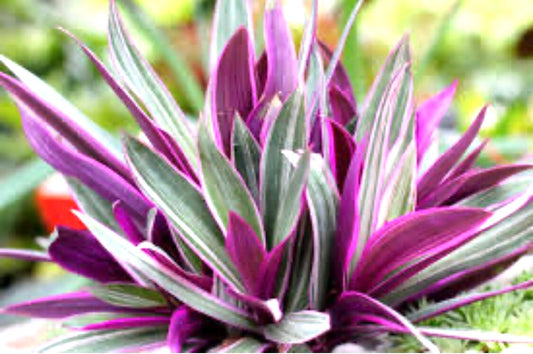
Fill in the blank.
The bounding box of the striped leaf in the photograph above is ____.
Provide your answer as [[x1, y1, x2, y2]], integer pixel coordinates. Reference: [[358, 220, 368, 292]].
[[232, 115, 261, 203], [38, 326, 167, 353], [383, 195, 533, 304], [263, 311, 330, 344], [76, 212, 257, 331], [209, 0, 254, 73], [355, 36, 410, 142], [285, 152, 339, 310], [260, 91, 307, 248], [125, 136, 244, 291], [198, 125, 264, 244], [88, 283, 167, 309], [350, 65, 410, 276], [0, 55, 121, 157], [108, 0, 196, 169]]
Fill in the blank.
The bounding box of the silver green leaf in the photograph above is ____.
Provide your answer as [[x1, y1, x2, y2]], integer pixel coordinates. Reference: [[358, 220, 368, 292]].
[[38, 327, 167, 353], [108, 1, 196, 169], [260, 91, 307, 248], [263, 311, 331, 344], [199, 124, 264, 244], [125, 136, 244, 291], [88, 283, 167, 308]]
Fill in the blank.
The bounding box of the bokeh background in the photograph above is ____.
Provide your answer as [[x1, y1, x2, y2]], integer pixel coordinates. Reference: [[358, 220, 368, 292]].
[[0, 0, 531, 347]]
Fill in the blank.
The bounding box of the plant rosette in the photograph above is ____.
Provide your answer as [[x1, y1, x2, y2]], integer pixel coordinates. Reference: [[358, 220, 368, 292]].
[[0, 0, 532, 352]]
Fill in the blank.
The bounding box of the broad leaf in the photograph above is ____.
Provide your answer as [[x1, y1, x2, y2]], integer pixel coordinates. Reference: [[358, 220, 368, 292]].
[[88, 283, 167, 309], [260, 91, 307, 248], [263, 311, 330, 344], [384, 196, 533, 304], [232, 115, 261, 203], [198, 125, 264, 244], [125, 136, 244, 291]]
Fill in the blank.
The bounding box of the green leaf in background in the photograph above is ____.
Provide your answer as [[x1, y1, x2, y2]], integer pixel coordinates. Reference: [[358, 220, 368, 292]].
[[0, 158, 53, 211], [88, 283, 167, 308]]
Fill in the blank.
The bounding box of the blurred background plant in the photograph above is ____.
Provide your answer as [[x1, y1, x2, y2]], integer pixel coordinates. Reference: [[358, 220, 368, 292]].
[[0, 0, 531, 346]]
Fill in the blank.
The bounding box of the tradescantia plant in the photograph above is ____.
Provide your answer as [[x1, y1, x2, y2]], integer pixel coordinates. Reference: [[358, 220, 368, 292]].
[[0, 0, 532, 352]]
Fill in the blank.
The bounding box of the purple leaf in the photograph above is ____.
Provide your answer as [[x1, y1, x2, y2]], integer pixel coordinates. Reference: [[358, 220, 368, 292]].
[[2, 292, 146, 319], [257, 237, 290, 299], [0, 73, 131, 184], [416, 80, 457, 164], [417, 106, 487, 201], [329, 86, 357, 126], [19, 106, 152, 221], [331, 291, 438, 353], [225, 212, 266, 295], [255, 52, 268, 99], [139, 242, 212, 292], [0, 248, 50, 262], [333, 141, 364, 289], [442, 164, 533, 205], [412, 244, 530, 302], [63, 30, 190, 175], [113, 201, 145, 245], [168, 307, 206, 353], [262, 0, 298, 100], [325, 119, 356, 191], [409, 279, 533, 323], [352, 207, 490, 292], [49, 226, 131, 283], [445, 139, 488, 181], [79, 316, 170, 331], [147, 209, 181, 264], [246, 99, 271, 141], [227, 289, 283, 324], [370, 194, 532, 299], [212, 27, 257, 156]]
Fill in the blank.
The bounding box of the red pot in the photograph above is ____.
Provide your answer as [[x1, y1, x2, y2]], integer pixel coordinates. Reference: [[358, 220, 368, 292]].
[[35, 173, 86, 233]]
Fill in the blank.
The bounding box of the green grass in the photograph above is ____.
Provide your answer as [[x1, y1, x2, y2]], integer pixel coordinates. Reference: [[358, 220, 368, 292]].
[[389, 270, 533, 353]]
